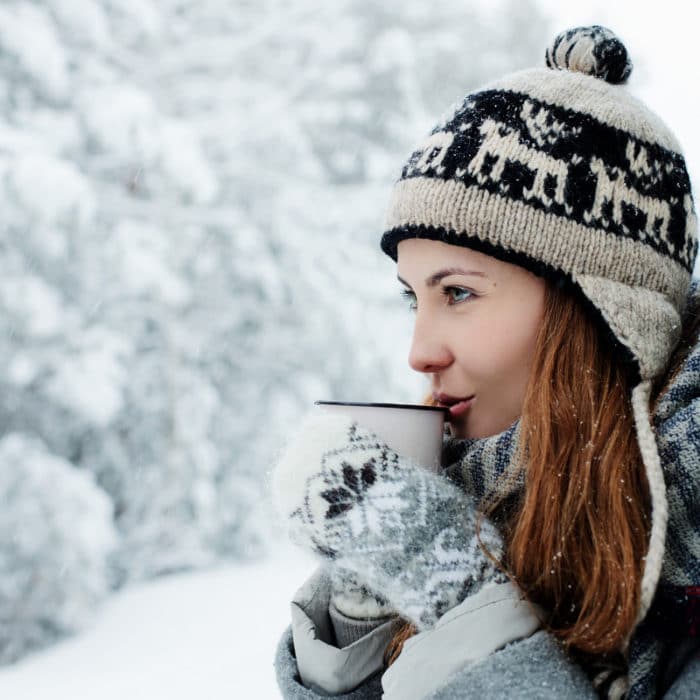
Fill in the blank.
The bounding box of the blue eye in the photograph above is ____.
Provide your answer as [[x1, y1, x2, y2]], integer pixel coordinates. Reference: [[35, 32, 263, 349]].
[[400, 288, 417, 311], [443, 286, 474, 304]]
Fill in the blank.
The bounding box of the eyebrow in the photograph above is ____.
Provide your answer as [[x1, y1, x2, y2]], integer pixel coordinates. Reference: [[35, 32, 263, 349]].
[[397, 267, 488, 288]]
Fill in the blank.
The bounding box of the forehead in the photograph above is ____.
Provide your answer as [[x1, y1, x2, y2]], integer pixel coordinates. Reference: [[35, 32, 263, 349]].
[[396, 238, 500, 275]]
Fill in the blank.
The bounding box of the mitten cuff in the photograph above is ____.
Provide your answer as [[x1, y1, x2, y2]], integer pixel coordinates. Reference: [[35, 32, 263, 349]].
[[329, 601, 395, 648]]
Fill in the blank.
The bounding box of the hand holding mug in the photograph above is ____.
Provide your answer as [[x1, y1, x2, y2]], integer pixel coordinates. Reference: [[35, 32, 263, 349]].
[[271, 409, 506, 630]]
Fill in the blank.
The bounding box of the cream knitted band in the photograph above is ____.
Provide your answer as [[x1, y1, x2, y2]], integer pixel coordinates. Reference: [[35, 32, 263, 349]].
[[383, 177, 690, 306], [381, 85, 696, 276]]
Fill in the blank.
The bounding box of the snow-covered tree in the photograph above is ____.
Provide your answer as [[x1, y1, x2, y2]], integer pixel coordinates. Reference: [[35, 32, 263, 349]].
[[0, 0, 548, 660], [0, 433, 116, 664]]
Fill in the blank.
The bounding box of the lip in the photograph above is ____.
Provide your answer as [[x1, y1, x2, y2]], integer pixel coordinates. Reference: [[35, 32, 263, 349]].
[[433, 392, 475, 419]]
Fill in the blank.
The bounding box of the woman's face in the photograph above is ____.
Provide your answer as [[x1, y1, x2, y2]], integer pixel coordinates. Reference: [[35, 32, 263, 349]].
[[397, 238, 546, 439]]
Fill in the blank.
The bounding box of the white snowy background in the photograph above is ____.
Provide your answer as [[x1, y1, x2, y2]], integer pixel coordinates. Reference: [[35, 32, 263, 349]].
[[0, 1, 697, 698]]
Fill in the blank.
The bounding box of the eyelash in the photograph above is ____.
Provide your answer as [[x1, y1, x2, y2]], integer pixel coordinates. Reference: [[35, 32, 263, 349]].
[[400, 286, 476, 310]]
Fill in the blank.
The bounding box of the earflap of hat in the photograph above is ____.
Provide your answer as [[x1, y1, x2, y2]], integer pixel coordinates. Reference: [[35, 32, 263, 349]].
[[630, 379, 669, 625], [574, 274, 684, 380]]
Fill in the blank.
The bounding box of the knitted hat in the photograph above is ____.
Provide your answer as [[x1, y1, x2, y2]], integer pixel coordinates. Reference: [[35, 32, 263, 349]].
[[380, 26, 698, 624]]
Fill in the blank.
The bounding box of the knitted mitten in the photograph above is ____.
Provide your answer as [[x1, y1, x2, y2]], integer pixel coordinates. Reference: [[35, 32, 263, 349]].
[[328, 566, 396, 647], [330, 566, 394, 619], [271, 412, 506, 630]]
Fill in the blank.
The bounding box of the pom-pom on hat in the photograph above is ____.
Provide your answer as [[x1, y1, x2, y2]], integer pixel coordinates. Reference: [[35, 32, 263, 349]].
[[380, 26, 698, 628], [545, 25, 632, 84]]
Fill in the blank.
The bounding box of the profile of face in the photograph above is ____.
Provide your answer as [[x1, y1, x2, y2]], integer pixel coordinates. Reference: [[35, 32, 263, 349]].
[[397, 238, 546, 439]]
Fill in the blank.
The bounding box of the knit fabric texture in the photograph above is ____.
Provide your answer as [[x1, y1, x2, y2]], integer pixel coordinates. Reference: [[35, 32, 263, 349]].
[[442, 418, 522, 505], [328, 600, 393, 649]]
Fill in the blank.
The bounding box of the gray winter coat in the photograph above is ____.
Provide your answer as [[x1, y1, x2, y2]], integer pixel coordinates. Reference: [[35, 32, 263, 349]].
[[274, 568, 700, 699]]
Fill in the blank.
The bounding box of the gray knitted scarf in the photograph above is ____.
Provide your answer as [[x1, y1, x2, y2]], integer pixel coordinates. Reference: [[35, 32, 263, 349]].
[[441, 420, 522, 508]]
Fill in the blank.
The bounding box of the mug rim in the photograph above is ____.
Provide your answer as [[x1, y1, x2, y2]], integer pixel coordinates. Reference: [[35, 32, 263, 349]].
[[315, 400, 448, 414]]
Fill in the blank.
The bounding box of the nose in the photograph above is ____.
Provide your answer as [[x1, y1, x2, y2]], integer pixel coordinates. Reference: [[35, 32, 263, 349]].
[[408, 311, 453, 373]]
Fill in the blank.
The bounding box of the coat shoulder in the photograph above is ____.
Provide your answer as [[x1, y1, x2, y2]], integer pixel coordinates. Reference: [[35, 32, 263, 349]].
[[422, 631, 598, 700]]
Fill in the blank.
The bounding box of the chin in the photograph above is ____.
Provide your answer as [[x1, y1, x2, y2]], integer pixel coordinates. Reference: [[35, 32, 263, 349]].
[[450, 415, 503, 440]]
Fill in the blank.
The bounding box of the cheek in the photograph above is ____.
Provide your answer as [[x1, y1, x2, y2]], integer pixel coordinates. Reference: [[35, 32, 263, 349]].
[[450, 316, 509, 379], [502, 314, 542, 392], [456, 302, 542, 382]]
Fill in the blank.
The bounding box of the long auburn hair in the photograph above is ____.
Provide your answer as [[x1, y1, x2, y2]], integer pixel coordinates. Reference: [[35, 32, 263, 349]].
[[386, 279, 697, 665]]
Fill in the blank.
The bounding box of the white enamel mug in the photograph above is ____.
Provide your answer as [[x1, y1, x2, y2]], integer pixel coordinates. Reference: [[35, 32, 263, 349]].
[[315, 401, 448, 472]]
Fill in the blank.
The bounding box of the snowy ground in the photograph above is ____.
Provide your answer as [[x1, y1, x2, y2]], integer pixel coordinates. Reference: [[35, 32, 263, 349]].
[[0, 543, 316, 700]]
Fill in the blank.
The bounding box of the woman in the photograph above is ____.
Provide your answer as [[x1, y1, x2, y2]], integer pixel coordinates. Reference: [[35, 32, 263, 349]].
[[271, 26, 700, 699]]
